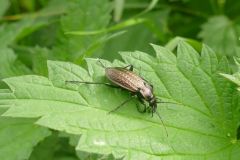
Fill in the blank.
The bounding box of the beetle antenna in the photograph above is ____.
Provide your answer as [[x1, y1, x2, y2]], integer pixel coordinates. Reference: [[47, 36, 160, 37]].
[[155, 110, 168, 137], [156, 101, 178, 105], [65, 81, 119, 88], [156, 98, 178, 105], [97, 59, 106, 68], [65, 81, 106, 85]]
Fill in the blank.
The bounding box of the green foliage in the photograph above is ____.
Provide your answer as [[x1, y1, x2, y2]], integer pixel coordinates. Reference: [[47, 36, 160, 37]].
[[29, 132, 80, 160], [0, 48, 31, 88], [0, 0, 10, 17], [1, 0, 240, 159], [0, 19, 48, 48], [199, 15, 240, 57], [52, 0, 112, 63], [221, 58, 240, 91], [0, 107, 50, 160], [0, 48, 31, 77], [1, 42, 240, 159]]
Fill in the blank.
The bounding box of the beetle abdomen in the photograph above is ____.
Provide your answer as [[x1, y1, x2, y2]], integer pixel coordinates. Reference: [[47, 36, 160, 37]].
[[105, 68, 145, 92]]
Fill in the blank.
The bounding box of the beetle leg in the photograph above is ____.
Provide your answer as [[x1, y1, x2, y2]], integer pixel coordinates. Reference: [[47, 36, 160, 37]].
[[123, 65, 133, 71], [146, 106, 152, 113], [139, 66, 142, 77], [145, 105, 154, 117], [135, 88, 147, 113], [97, 59, 107, 68], [65, 81, 120, 88], [136, 101, 147, 113], [108, 95, 135, 114], [135, 95, 146, 113]]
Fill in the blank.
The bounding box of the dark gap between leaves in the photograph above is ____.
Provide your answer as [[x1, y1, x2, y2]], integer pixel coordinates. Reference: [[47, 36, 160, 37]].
[[237, 125, 240, 140]]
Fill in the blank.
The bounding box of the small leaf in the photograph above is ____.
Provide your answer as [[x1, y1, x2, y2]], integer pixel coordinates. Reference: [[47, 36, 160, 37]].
[[221, 59, 240, 92]]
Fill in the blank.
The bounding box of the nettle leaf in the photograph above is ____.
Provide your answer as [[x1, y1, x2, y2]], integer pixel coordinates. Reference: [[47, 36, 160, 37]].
[[221, 59, 240, 92], [0, 48, 31, 78], [198, 15, 240, 57], [0, 100, 50, 160], [29, 132, 80, 160], [29, 132, 59, 160], [103, 9, 170, 60], [52, 0, 111, 62], [0, 19, 49, 48], [0, 47, 32, 88], [1, 42, 240, 159]]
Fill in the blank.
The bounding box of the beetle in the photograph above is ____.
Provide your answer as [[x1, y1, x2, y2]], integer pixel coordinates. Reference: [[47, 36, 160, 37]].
[[66, 60, 172, 136], [104, 64, 158, 115]]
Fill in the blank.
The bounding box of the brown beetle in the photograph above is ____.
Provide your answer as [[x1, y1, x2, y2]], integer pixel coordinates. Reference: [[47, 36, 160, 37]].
[[104, 65, 158, 114], [66, 60, 171, 136]]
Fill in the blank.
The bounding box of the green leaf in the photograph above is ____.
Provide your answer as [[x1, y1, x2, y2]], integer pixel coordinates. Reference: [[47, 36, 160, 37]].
[[31, 47, 50, 76], [0, 0, 10, 17], [65, 18, 146, 36], [198, 15, 240, 57], [220, 58, 240, 91], [0, 48, 31, 78], [1, 42, 240, 159], [141, 0, 159, 14], [113, 0, 125, 22], [0, 106, 50, 160], [29, 132, 59, 160], [0, 48, 31, 88], [165, 36, 202, 53], [52, 0, 111, 62], [64, 133, 116, 160], [29, 132, 79, 160], [0, 50, 49, 160], [102, 9, 170, 60], [0, 19, 49, 48]]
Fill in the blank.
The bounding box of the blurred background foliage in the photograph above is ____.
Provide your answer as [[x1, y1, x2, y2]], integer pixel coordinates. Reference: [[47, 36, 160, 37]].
[[0, 0, 240, 159], [1, 0, 240, 76]]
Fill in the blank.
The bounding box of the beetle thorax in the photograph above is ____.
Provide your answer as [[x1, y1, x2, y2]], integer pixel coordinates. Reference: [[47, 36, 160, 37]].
[[140, 83, 154, 100]]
